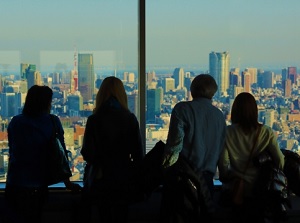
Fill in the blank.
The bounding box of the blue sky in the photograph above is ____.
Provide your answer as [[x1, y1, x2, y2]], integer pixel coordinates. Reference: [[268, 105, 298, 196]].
[[0, 0, 300, 72]]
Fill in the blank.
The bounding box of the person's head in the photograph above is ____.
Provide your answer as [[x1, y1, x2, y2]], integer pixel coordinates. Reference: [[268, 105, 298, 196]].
[[231, 92, 260, 133], [22, 85, 53, 116], [94, 76, 128, 113], [190, 74, 218, 99]]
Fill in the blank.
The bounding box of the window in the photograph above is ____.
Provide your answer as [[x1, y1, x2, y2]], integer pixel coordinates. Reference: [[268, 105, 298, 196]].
[[0, 0, 138, 181], [145, 0, 300, 157], [1, 0, 300, 183]]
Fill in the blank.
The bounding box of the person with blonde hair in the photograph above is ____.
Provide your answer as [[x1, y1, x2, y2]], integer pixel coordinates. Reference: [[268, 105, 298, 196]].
[[80, 76, 143, 223]]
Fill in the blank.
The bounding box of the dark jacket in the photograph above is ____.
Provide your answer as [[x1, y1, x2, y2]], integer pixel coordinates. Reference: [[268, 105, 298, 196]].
[[7, 113, 65, 188], [81, 98, 143, 201], [161, 155, 215, 223]]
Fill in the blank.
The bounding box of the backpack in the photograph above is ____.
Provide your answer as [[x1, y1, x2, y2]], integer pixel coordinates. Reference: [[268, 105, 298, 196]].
[[282, 149, 300, 196]]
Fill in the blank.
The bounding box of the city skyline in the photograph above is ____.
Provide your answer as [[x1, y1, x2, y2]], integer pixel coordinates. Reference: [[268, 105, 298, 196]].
[[1, 0, 300, 71]]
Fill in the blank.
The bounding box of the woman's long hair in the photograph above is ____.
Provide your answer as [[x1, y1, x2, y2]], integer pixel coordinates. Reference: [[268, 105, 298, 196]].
[[94, 76, 128, 113], [22, 85, 53, 117], [231, 92, 260, 134]]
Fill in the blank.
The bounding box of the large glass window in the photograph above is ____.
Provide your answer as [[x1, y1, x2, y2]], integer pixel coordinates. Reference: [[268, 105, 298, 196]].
[[1, 0, 300, 183], [146, 0, 300, 157], [0, 0, 138, 181]]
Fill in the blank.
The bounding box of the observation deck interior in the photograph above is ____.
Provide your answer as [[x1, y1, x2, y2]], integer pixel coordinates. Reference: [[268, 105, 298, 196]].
[[0, 183, 300, 223]]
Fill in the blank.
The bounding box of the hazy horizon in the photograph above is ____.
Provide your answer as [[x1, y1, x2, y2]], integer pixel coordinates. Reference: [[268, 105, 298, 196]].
[[1, 0, 300, 73]]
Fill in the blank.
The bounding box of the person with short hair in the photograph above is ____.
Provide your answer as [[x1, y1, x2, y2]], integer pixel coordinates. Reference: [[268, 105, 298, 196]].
[[161, 74, 226, 222]]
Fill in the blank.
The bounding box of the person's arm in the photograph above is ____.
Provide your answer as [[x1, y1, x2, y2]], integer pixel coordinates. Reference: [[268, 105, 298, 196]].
[[54, 115, 82, 192], [267, 130, 285, 169], [218, 144, 230, 183], [80, 117, 96, 164], [130, 114, 144, 163], [162, 106, 184, 168]]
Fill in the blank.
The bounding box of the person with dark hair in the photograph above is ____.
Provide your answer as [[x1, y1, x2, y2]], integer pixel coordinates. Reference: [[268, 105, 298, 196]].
[[80, 76, 144, 223], [218, 92, 284, 223], [161, 74, 226, 222], [5, 85, 80, 223]]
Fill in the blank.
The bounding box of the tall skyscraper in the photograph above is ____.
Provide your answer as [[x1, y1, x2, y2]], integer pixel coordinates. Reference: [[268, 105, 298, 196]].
[[147, 88, 161, 123], [245, 67, 258, 85], [78, 53, 95, 102], [283, 79, 292, 97], [128, 92, 138, 117], [173, 68, 185, 89], [242, 71, 251, 93], [263, 71, 274, 89], [209, 51, 230, 97], [163, 77, 175, 93], [27, 71, 42, 89], [67, 94, 83, 117], [0, 86, 21, 118], [288, 67, 297, 84], [20, 63, 29, 79]]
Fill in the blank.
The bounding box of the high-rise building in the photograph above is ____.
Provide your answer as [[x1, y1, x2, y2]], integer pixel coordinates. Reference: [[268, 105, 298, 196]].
[[67, 94, 83, 117], [0, 87, 21, 118], [163, 77, 175, 93], [27, 71, 42, 89], [263, 71, 274, 89], [146, 71, 156, 86], [283, 79, 292, 97], [209, 51, 230, 97], [128, 72, 135, 83], [242, 71, 251, 93], [147, 88, 161, 123], [128, 92, 138, 117], [230, 72, 239, 86], [173, 68, 185, 89], [282, 68, 288, 81], [20, 63, 29, 79], [78, 53, 95, 102], [288, 67, 297, 84], [245, 68, 258, 85]]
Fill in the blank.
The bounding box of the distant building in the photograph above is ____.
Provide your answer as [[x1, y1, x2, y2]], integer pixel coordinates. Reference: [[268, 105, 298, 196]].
[[242, 71, 251, 93], [67, 94, 83, 117], [244, 67, 258, 85], [209, 51, 230, 97], [288, 67, 297, 84], [128, 93, 138, 117], [163, 77, 175, 93], [262, 71, 274, 89], [78, 53, 95, 102], [27, 71, 42, 89], [147, 88, 161, 123], [283, 79, 292, 97], [0, 87, 21, 118], [173, 68, 185, 89]]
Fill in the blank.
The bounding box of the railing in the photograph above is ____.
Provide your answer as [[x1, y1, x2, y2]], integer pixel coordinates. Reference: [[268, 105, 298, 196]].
[[1, 184, 300, 223]]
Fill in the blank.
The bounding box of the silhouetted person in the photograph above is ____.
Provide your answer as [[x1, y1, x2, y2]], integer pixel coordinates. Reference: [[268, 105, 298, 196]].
[[161, 74, 226, 223], [5, 85, 80, 223], [218, 92, 284, 223], [80, 76, 144, 223]]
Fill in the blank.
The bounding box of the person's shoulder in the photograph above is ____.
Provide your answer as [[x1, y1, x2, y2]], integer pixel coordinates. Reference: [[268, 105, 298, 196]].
[[226, 124, 239, 134], [173, 101, 190, 110], [260, 124, 274, 135]]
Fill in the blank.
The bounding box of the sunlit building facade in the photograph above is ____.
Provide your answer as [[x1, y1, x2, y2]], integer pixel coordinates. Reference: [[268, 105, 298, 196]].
[[209, 51, 230, 97], [78, 53, 95, 102]]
